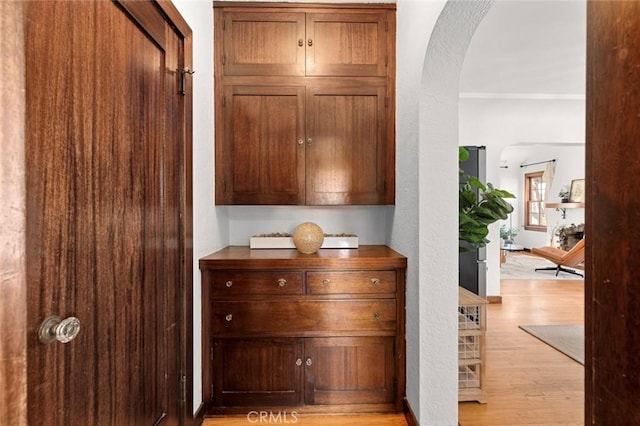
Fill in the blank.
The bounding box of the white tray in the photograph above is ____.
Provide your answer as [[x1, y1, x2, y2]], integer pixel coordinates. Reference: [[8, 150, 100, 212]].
[[249, 236, 359, 249]]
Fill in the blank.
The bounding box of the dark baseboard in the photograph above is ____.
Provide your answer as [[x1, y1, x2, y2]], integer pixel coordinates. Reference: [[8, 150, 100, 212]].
[[403, 398, 419, 426], [192, 402, 206, 425]]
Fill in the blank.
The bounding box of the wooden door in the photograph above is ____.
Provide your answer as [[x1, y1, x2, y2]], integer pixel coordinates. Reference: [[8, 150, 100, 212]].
[[304, 337, 395, 405], [305, 84, 392, 205], [218, 85, 305, 205], [219, 11, 306, 76], [305, 11, 390, 77], [24, 1, 192, 424], [586, 2, 640, 424], [211, 338, 304, 407]]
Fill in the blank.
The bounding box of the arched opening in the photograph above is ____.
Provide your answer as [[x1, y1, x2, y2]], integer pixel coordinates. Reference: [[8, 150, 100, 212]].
[[413, 0, 586, 423], [413, 1, 493, 424]]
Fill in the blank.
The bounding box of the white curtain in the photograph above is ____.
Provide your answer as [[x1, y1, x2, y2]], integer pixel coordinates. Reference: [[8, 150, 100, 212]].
[[542, 160, 557, 246], [542, 160, 556, 202]]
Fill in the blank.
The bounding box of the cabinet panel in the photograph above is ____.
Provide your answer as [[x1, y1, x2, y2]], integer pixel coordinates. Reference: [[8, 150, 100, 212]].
[[306, 85, 390, 205], [212, 300, 396, 336], [212, 338, 304, 406], [222, 12, 306, 76], [304, 337, 395, 405], [307, 271, 396, 295], [306, 12, 389, 77], [220, 85, 305, 204]]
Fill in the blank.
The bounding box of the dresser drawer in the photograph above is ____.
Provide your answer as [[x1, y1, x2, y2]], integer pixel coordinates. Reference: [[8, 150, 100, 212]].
[[211, 271, 303, 296], [307, 271, 396, 294], [211, 300, 397, 335]]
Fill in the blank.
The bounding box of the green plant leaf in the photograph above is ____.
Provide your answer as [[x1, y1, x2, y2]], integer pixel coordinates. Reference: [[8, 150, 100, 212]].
[[459, 146, 470, 163], [458, 147, 517, 251]]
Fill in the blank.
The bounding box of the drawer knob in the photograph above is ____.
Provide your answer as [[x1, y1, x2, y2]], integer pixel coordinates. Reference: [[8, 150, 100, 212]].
[[371, 278, 381, 287], [296, 358, 303, 367], [305, 357, 313, 366], [373, 312, 381, 320], [277, 278, 287, 287], [225, 280, 233, 288], [322, 279, 331, 286], [225, 314, 233, 322]]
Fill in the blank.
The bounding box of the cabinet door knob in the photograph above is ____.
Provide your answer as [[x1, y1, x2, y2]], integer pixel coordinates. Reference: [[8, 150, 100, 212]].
[[298, 39, 304, 47], [225, 280, 233, 288], [305, 357, 313, 366], [225, 314, 233, 322], [297, 139, 304, 145], [296, 358, 303, 366], [308, 38, 313, 47], [371, 278, 381, 287], [307, 137, 312, 145], [277, 278, 287, 287]]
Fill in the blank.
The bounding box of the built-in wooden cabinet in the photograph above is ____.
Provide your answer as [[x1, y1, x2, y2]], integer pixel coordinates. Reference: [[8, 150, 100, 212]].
[[220, 10, 389, 77], [200, 246, 407, 414], [214, 2, 396, 205]]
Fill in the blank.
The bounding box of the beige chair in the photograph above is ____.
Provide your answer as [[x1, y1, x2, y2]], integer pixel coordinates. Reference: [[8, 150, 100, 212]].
[[531, 238, 585, 278]]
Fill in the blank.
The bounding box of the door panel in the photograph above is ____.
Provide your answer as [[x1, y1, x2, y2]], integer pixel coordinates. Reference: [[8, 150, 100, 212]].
[[586, 2, 640, 424], [305, 12, 389, 77], [221, 11, 306, 76], [24, 1, 190, 424], [222, 85, 305, 205], [304, 337, 395, 405], [306, 85, 388, 205], [212, 338, 304, 407]]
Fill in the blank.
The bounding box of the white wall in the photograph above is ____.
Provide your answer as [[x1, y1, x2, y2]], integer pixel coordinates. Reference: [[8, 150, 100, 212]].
[[499, 143, 586, 249], [227, 206, 390, 245], [394, 1, 449, 423], [459, 98, 585, 296], [414, 2, 493, 423]]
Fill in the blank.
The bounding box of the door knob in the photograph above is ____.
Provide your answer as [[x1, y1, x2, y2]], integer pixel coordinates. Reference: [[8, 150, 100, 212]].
[[38, 316, 80, 344]]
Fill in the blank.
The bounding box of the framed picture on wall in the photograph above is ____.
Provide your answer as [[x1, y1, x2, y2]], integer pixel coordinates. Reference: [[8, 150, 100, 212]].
[[569, 178, 585, 202]]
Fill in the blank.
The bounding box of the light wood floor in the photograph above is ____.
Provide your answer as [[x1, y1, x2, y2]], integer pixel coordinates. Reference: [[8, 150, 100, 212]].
[[458, 278, 584, 426], [202, 278, 584, 426]]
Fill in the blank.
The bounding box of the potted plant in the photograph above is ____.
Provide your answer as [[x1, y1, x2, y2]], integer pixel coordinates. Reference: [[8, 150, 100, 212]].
[[558, 187, 570, 203], [459, 147, 516, 251], [499, 225, 518, 245]]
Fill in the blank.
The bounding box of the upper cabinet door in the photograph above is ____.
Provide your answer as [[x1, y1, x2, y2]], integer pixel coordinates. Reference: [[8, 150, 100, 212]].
[[305, 12, 389, 77], [305, 84, 393, 205], [217, 85, 306, 205], [214, 3, 396, 206], [219, 10, 391, 77], [222, 12, 306, 76]]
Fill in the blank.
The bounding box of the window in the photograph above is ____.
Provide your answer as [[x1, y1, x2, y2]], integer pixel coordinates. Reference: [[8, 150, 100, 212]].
[[524, 171, 547, 231]]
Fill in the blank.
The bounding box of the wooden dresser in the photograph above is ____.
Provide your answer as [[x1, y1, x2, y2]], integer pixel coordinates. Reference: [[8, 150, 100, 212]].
[[199, 245, 407, 414]]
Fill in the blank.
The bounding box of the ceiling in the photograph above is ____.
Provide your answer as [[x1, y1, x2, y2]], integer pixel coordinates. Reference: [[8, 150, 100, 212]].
[[460, 0, 586, 97]]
